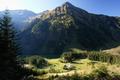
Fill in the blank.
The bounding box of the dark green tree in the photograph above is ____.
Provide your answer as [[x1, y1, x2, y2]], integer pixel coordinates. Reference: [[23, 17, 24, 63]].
[[0, 10, 20, 80]]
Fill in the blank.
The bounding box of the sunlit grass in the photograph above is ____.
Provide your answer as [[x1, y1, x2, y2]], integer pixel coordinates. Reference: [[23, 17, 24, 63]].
[[31, 58, 120, 79]]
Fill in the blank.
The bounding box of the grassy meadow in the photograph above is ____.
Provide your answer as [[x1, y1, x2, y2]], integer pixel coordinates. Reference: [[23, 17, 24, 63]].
[[19, 54, 120, 80]]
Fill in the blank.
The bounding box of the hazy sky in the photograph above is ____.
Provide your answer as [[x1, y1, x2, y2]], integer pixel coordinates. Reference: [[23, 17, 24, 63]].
[[0, 0, 120, 16]]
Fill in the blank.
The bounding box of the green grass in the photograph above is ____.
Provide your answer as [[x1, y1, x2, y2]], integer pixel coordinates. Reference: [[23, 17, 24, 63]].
[[19, 54, 120, 79], [27, 58, 120, 79]]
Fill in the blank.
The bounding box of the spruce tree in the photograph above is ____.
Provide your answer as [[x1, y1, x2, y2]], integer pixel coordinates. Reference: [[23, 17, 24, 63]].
[[0, 10, 19, 80]]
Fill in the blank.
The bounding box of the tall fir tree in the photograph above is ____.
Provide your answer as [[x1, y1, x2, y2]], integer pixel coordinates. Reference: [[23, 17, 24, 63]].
[[0, 10, 20, 80]]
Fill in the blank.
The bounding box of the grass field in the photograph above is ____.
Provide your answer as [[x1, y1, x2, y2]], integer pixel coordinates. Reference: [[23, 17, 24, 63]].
[[26, 58, 120, 79]]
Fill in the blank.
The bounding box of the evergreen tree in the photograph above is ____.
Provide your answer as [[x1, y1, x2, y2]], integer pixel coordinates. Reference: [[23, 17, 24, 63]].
[[0, 10, 19, 80]]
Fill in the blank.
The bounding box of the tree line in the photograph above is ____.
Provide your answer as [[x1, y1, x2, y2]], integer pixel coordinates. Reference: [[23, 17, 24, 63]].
[[61, 50, 120, 64], [0, 10, 37, 80]]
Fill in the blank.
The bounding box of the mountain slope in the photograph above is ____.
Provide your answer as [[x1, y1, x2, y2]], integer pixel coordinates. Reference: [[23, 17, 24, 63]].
[[20, 2, 120, 55], [0, 10, 37, 31]]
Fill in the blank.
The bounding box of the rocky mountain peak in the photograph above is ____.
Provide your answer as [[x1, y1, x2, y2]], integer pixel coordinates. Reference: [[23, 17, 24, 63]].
[[53, 2, 74, 14], [40, 2, 88, 20], [62, 2, 74, 8]]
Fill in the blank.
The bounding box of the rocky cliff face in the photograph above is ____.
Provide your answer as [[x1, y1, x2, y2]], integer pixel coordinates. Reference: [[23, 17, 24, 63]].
[[20, 2, 120, 55]]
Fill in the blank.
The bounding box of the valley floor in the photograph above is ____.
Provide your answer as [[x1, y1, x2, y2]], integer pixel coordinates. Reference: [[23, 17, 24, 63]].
[[30, 58, 120, 79]]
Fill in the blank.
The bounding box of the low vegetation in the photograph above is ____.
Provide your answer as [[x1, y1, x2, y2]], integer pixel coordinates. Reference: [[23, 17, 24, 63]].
[[61, 48, 120, 64], [19, 50, 120, 80], [18, 55, 48, 68]]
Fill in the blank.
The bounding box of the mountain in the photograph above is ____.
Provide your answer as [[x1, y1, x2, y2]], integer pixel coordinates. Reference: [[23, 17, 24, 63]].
[[20, 2, 120, 55], [0, 10, 37, 31], [25, 10, 49, 23]]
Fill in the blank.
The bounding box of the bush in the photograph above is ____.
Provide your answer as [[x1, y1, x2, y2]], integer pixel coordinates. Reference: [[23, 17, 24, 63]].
[[60, 52, 75, 63], [18, 56, 48, 68], [31, 56, 48, 68], [91, 65, 110, 79]]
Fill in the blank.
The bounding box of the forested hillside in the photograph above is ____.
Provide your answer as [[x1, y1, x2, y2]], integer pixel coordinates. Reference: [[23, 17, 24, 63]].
[[20, 2, 120, 55]]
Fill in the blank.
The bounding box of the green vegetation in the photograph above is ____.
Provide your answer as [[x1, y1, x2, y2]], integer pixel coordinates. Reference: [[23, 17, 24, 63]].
[[21, 1, 120, 55], [60, 51, 75, 62], [18, 55, 48, 68], [0, 10, 38, 80], [50, 15, 74, 29], [48, 66, 120, 80], [0, 10, 21, 80], [19, 54, 120, 80], [61, 49, 120, 64]]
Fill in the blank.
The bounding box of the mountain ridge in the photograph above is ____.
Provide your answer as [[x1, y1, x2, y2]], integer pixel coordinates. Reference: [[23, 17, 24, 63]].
[[18, 2, 120, 55], [0, 10, 37, 31]]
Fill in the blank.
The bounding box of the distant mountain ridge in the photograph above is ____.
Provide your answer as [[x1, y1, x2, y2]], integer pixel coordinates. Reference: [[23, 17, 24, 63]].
[[0, 10, 37, 31], [25, 10, 49, 23]]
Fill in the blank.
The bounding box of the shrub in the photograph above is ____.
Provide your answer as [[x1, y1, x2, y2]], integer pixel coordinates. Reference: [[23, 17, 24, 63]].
[[18, 56, 48, 68], [31, 56, 48, 68], [91, 65, 110, 79], [60, 52, 75, 63]]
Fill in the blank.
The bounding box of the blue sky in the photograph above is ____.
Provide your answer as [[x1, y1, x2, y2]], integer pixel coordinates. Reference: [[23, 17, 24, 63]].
[[0, 0, 119, 16]]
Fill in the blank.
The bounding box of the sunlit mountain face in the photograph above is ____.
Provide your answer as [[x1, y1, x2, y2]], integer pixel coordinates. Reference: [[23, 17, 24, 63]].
[[16, 2, 120, 55]]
